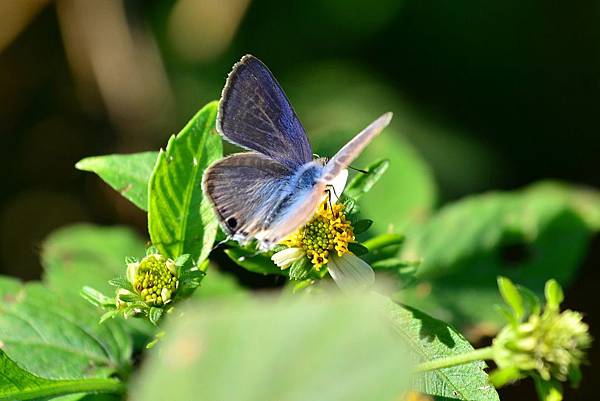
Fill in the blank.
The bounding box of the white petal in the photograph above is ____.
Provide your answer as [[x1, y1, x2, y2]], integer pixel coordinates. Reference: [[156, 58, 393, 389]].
[[327, 169, 348, 204], [327, 253, 375, 292], [126, 262, 139, 285], [271, 247, 305, 269]]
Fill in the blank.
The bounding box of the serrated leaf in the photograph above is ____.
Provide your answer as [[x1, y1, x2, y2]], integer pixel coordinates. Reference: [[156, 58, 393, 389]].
[[76, 151, 158, 211], [131, 294, 410, 401], [379, 296, 500, 401], [400, 182, 598, 330], [0, 279, 131, 383], [0, 350, 123, 401], [148, 101, 222, 264], [224, 247, 286, 276], [344, 159, 389, 200]]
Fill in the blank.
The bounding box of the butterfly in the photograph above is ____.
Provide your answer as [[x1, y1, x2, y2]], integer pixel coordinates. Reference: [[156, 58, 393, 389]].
[[202, 55, 392, 250]]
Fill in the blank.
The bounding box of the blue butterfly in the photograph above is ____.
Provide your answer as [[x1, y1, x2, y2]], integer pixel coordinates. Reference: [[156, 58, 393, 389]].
[[203, 55, 392, 250]]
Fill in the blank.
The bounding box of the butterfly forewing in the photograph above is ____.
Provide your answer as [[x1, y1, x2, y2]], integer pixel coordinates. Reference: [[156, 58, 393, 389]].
[[218, 55, 313, 169], [321, 112, 392, 182]]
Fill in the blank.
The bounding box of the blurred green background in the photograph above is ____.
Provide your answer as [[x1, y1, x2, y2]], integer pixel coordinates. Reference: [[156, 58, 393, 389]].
[[1, 1, 598, 399]]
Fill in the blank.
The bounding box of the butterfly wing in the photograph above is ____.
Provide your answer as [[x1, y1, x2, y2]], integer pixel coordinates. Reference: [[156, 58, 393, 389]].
[[202, 152, 296, 242], [321, 112, 393, 182], [218, 55, 313, 169], [254, 179, 327, 248]]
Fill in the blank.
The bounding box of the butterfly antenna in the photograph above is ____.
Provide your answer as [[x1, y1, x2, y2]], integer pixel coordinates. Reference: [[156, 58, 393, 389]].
[[348, 165, 369, 174]]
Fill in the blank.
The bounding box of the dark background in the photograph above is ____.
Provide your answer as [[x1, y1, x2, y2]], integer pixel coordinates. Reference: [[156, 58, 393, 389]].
[[1, 1, 598, 399]]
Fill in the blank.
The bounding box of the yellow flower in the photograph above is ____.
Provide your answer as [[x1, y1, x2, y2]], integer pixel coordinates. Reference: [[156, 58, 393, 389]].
[[271, 170, 374, 292], [282, 200, 355, 271]]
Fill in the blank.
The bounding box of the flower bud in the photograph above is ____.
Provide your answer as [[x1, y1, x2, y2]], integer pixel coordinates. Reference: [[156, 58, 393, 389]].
[[129, 254, 179, 306], [493, 280, 591, 383]]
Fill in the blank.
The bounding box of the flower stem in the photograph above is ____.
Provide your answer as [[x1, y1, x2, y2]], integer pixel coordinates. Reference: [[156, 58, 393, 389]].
[[9, 378, 125, 400], [415, 346, 495, 373]]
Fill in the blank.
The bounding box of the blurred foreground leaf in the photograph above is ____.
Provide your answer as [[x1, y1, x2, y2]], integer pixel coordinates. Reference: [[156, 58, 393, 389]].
[[132, 294, 410, 401], [0, 278, 131, 386], [0, 350, 123, 401], [381, 296, 499, 400], [76, 152, 157, 211], [148, 101, 222, 264], [41, 224, 145, 297], [400, 181, 600, 330]]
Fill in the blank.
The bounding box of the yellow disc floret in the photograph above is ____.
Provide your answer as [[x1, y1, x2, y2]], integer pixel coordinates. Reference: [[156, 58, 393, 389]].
[[130, 254, 178, 306], [284, 200, 355, 270]]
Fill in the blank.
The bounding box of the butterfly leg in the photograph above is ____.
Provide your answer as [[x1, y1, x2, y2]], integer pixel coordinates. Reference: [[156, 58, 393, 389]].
[[324, 185, 340, 218]]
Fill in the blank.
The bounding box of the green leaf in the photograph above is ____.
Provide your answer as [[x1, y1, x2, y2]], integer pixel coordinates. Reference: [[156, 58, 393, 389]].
[[352, 219, 373, 234], [534, 377, 563, 401], [76, 151, 158, 211], [0, 350, 124, 401], [0, 280, 131, 383], [148, 308, 163, 326], [148, 101, 222, 264], [224, 247, 286, 276], [362, 233, 405, 263], [344, 159, 389, 200], [131, 294, 410, 401], [399, 182, 598, 330], [497, 276, 524, 321], [347, 242, 369, 256], [380, 296, 500, 401], [288, 257, 311, 280], [41, 224, 145, 297]]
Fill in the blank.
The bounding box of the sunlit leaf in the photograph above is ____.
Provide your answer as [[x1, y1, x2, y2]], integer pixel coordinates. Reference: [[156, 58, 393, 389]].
[[0, 279, 131, 384], [0, 350, 123, 401], [148, 101, 222, 264], [380, 296, 500, 401], [76, 152, 158, 211]]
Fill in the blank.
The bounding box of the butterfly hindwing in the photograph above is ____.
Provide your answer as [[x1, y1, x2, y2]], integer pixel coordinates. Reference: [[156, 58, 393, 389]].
[[218, 55, 313, 169], [202, 152, 295, 241]]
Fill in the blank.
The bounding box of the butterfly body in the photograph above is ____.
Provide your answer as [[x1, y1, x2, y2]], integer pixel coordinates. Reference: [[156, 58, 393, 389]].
[[203, 55, 392, 249]]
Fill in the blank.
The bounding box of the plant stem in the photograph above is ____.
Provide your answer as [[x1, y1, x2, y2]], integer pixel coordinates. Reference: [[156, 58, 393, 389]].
[[415, 346, 495, 373], [8, 378, 124, 401]]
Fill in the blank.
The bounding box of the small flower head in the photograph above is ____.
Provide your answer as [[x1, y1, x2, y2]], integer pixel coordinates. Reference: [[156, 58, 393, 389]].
[[128, 254, 178, 306], [282, 199, 355, 271], [492, 278, 591, 388], [270, 170, 375, 292]]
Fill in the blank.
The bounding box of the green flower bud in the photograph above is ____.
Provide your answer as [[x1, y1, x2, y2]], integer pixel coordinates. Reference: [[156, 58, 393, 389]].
[[130, 254, 179, 307], [493, 294, 591, 383]]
